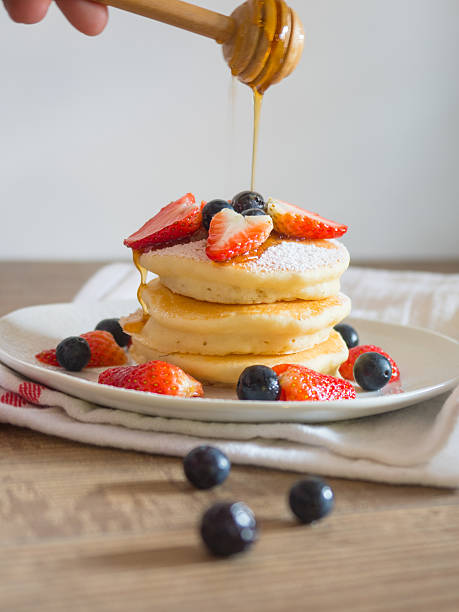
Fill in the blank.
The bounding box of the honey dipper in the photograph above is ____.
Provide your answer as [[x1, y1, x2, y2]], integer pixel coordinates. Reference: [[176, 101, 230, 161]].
[[95, 0, 304, 93]]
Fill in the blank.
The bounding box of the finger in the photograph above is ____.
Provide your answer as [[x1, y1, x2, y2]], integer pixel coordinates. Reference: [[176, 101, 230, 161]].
[[4, 0, 52, 24], [56, 0, 108, 36]]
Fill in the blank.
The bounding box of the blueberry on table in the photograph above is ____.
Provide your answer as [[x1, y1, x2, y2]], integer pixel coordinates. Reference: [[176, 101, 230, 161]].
[[202, 199, 234, 230], [353, 352, 392, 391], [183, 445, 231, 489], [200, 501, 257, 556], [231, 191, 265, 214], [289, 476, 334, 524], [95, 318, 131, 347], [237, 365, 281, 401], [56, 336, 91, 371], [333, 323, 359, 349], [241, 208, 268, 217]]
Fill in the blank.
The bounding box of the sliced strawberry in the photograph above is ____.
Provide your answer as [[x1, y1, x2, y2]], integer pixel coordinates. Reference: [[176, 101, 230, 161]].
[[35, 349, 59, 367], [98, 360, 203, 397], [273, 364, 356, 401], [124, 193, 202, 251], [80, 331, 127, 367], [339, 345, 400, 382], [206, 208, 273, 262], [266, 198, 347, 239], [36, 331, 127, 369]]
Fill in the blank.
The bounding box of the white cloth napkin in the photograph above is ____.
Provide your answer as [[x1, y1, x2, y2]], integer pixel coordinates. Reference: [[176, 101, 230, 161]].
[[1, 264, 459, 488]]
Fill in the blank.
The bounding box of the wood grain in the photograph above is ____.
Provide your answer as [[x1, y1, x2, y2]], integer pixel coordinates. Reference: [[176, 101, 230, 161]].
[[1, 261, 459, 611]]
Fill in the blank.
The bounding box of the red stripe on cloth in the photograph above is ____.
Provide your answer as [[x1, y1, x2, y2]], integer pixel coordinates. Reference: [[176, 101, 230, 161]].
[[0, 391, 27, 407], [18, 382, 44, 405]]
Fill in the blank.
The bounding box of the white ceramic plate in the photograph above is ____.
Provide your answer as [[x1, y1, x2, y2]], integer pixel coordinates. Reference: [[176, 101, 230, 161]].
[[0, 301, 458, 423]]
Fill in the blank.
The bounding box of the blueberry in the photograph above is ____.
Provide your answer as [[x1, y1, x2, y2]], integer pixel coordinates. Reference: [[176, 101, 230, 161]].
[[231, 191, 265, 214], [200, 501, 257, 556], [95, 318, 131, 347], [241, 208, 267, 217], [334, 323, 359, 349], [237, 365, 281, 401], [56, 336, 91, 371], [289, 476, 334, 524], [353, 352, 392, 391], [202, 199, 233, 230], [183, 445, 231, 489]]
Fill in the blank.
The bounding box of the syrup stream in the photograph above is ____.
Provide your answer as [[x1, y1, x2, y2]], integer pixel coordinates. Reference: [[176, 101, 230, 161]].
[[251, 88, 263, 191], [132, 250, 148, 316]]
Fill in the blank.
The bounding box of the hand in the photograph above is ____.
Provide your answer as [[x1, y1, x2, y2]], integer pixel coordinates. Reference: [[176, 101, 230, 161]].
[[3, 0, 108, 36]]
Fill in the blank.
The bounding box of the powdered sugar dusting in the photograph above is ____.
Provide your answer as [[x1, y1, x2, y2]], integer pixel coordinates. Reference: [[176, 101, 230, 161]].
[[147, 238, 348, 273], [245, 240, 348, 273]]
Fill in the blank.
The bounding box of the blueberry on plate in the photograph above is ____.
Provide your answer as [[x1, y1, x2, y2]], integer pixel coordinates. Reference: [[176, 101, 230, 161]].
[[241, 208, 268, 217], [237, 365, 281, 401], [353, 352, 392, 391], [333, 323, 359, 349], [231, 191, 265, 214], [200, 501, 257, 556], [95, 318, 131, 347], [56, 336, 91, 371], [183, 445, 231, 489], [289, 476, 334, 524], [202, 199, 234, 230]]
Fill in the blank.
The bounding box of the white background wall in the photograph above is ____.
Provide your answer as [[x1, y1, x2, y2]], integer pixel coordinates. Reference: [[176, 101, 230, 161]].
[[1, 0, 458, 262]]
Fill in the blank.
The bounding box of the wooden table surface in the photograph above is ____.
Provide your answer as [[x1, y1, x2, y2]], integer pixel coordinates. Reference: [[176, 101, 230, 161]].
[[1, 260, 459, 612]]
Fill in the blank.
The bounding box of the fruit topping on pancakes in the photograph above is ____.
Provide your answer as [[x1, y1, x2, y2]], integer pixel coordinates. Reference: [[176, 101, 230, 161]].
[[272, 364, 356, 401], [98, 360, 204, 398], [231, 190, 265, 214], [266, 198, 347, 239], [123, 191, 349, 263], [201, 199, 234, 230], [205, 207, 273, 262], [124, 193, 202, 251]]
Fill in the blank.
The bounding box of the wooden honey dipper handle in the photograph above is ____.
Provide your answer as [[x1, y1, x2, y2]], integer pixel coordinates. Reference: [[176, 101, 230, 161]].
[[96, 0, 235, 43]]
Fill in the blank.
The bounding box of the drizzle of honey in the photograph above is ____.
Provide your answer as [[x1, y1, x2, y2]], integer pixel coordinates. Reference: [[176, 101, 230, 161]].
[[250, 88, 263, 191], [123, 310, 148, 335], [129, 250, 149, 332]]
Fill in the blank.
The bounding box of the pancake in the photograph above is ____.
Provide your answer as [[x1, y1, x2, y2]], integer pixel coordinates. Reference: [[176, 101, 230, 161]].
[[122, 279, 351, 355], [137, 236, 349, 304], [128, 330, 349, 385]]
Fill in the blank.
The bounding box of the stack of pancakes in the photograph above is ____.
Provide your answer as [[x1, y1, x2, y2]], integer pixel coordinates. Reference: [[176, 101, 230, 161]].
[[122, 235, 351, 385]]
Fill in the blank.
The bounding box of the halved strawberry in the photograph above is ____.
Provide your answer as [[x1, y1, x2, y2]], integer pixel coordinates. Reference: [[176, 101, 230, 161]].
[[124, 193, 202, 251], [98, 360, 203, 397], [206, 208, 273, 262], [266, 198, 347, 239], [35, 349, 59, 367], [35, 330, 127, 369], [80, 331, 127, 367], [339, 345, 400, 382], [273, 364, 356, 401]]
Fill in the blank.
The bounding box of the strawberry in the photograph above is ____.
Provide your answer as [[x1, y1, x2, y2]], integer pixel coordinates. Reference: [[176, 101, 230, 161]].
[[266, 198, 347, 239], [98, 360, 204, 397], [339, 345, 400, 382], [35, 330, 127, 369], [272, 364, 356, 401], [206, 208, 273, 262], [80, 331, 127, 367], [35, 349, 59, 367], [124, 193, 202, 251]]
